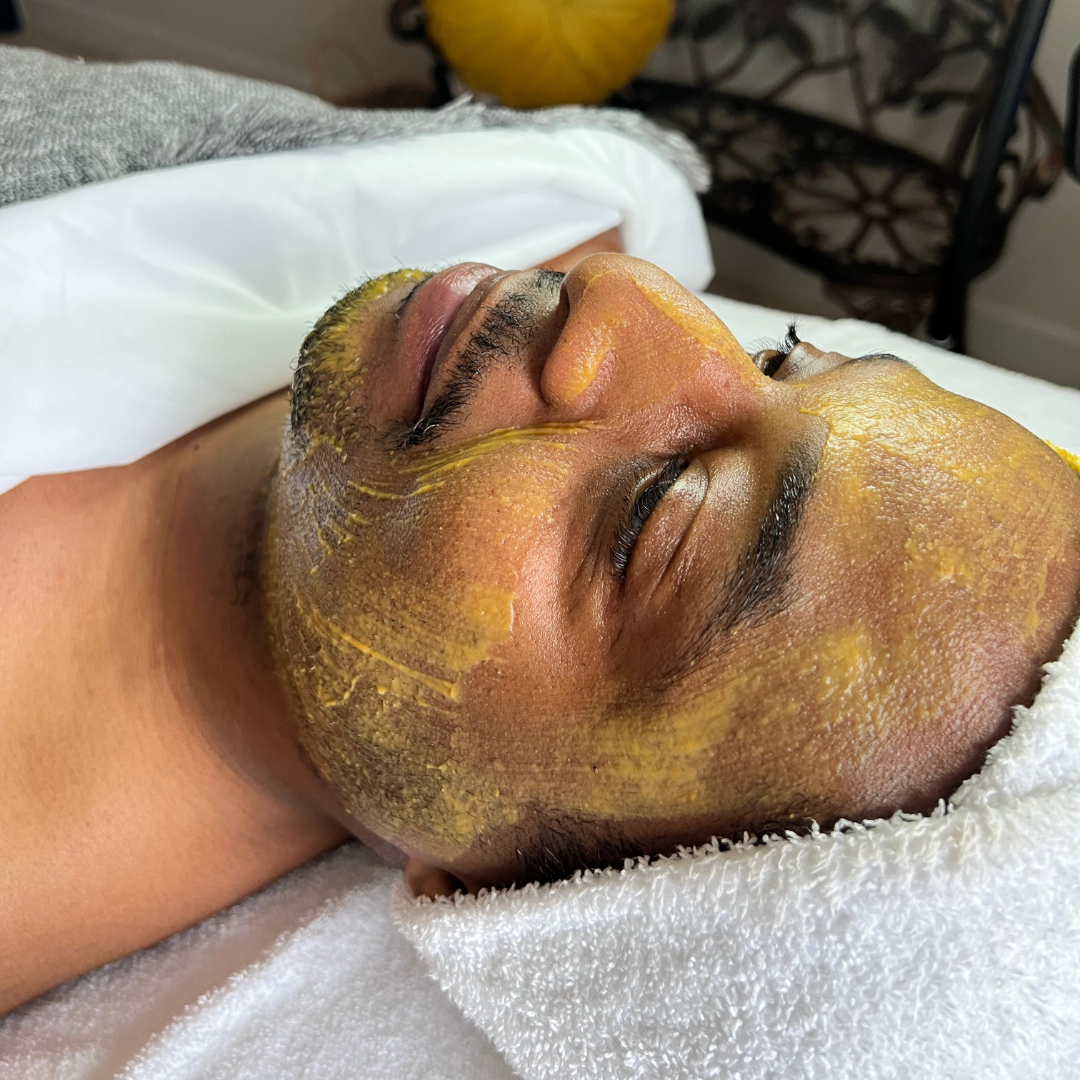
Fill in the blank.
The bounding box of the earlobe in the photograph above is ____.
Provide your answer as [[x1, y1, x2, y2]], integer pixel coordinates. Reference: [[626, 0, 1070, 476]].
[[403, 858, 473, 899]]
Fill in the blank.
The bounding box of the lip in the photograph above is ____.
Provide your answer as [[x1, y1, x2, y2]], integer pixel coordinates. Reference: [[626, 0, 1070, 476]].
[[396, 263, 501, 415]]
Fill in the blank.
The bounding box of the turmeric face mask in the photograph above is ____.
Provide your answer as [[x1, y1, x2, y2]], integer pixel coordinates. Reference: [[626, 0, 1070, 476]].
[[267, 255, 1080, 884]]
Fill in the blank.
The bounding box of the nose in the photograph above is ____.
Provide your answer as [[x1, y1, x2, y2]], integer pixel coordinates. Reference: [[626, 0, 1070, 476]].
[[538, 254, 766, 426]]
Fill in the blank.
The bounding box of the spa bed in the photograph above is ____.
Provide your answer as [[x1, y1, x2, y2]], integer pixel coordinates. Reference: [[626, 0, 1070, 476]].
[[5, 294, 1078, 1080], [2, 98, 1079, 1080]]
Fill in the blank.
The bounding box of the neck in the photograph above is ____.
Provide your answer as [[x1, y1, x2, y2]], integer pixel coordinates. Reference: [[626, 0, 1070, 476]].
[[0, 391, 347, 1013], [155, 390, 349, 843], [158, 390, 410, 869]]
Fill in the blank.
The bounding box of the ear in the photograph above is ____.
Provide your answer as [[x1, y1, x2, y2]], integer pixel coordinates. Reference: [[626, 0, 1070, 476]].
[[403, 858, 479, 899]]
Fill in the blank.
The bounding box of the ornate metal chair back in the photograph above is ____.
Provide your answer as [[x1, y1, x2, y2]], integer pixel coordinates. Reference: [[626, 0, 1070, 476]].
[[619, 0, 1064, 336]]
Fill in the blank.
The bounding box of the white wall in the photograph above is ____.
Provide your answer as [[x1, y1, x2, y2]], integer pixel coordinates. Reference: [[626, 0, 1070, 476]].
[[12, 0, 431, 102]]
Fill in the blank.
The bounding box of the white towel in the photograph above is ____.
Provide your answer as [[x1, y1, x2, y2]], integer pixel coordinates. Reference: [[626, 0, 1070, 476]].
[[4, 297, 1078, 1079], [0, 844, 516, 1080], [11, 616, 1076, 1080], [394, 615, 1080, 1080]]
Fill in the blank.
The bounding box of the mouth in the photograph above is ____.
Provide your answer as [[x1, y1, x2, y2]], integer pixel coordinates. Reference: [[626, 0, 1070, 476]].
[[396, 263, 504, 416]]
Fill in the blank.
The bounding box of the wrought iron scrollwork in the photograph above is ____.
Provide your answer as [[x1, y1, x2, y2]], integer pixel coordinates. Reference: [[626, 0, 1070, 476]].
[[621, 0, 1064, 333], [389, 0, 1065, 336]]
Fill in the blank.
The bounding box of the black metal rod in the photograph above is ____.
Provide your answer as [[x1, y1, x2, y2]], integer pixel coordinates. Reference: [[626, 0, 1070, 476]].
[[926, 0, 1054, 351], [1066, 45, 1080, 179], [0, 0, 21, 34]]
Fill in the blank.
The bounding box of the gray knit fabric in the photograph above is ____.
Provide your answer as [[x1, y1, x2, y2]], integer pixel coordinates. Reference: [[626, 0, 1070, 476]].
[[0, 45, 708, 207]]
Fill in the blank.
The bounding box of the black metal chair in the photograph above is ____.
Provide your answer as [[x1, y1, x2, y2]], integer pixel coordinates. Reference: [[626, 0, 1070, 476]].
[[393, 0, 1076, 353], [612, 0, 1072, 349], [0, 0, 22, 35]]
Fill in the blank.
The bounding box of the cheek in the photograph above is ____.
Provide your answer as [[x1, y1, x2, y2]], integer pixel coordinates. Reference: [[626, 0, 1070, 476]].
[[327, 443, 585, 849], [399, 444, 576, 597], [807, 396, 1071, 649]]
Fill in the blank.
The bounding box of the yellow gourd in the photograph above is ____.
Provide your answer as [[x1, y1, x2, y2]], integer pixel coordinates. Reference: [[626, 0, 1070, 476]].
[[424, 0, 674, 108]]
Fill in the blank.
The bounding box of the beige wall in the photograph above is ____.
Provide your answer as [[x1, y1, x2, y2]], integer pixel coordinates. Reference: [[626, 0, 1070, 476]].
[[967, 0, 1080, 388], [7, 0, 1080, 385], [13, 0, 431, 101]]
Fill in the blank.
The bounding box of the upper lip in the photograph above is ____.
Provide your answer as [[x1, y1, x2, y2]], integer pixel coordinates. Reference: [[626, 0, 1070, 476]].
[[395, 264, 504, 417]]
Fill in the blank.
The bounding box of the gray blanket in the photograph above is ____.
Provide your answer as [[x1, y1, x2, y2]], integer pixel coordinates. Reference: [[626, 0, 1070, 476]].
[[0, 45, 707, 207]]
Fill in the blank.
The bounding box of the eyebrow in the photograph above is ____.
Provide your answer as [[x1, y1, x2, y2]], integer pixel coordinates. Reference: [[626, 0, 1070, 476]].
[[661, 440, 821, 686], [850, 352, 912, 367], [679, 351, 904, 656]]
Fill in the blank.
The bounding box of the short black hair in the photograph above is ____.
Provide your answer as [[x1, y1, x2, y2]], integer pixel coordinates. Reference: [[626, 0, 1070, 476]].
[[496, 804, 822, 887]]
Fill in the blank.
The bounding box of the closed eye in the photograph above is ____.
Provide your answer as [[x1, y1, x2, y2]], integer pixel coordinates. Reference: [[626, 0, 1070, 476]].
[[611, 457, 689, 580], [752, 321, 800, 378]]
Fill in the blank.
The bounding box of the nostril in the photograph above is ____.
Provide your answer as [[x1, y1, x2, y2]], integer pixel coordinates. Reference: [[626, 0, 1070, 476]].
[[552, 287, 571, 338], [752, 349, 786, 378]]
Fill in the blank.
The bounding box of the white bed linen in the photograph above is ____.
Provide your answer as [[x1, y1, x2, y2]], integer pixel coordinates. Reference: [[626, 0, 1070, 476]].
[[3, 121, 1079, 1078], [3, 291, 1078, 1080], [0, 125, 712, 495]]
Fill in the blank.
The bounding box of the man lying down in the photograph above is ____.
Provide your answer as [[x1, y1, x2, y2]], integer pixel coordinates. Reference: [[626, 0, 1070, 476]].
[[2, 251, 1079, 1015]]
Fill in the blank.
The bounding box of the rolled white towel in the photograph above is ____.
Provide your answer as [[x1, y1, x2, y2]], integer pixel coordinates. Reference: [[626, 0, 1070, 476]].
[[395, 615, 1080, 1080]]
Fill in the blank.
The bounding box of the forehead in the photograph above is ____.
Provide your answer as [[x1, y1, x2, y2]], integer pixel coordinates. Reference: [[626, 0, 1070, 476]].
[[775, 366, 1072, 699], [797, 360, 1063, 520]]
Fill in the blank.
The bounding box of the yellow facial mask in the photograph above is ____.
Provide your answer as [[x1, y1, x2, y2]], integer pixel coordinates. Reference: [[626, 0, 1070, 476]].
[[1048, 442, 1080, 479]]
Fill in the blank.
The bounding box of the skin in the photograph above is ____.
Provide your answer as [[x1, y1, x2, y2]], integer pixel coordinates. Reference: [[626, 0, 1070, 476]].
[[0, 232, 615, 1012], [1, 237, 1078, 1013], [269, 252, 1080, 895]]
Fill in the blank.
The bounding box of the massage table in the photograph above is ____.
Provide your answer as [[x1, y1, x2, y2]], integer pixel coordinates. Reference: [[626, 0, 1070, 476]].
[[2, 118, 1079, 1080]]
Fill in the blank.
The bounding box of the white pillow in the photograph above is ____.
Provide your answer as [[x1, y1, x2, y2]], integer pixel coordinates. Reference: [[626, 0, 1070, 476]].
[[0, 126, 714, 494]]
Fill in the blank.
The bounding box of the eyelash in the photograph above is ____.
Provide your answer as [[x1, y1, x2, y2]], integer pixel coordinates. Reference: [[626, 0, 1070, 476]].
[[757, 321, 800, 378], [394, 278, 426, 321], [611, 457, 689, 580]]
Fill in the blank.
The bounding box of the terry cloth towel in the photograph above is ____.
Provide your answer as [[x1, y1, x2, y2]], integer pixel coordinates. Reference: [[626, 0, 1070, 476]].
[[396, 614, 1080, 1080], [0, 45, 708, 208], [0, 844, 518, 1080], [2, 292, 1078, 1079]]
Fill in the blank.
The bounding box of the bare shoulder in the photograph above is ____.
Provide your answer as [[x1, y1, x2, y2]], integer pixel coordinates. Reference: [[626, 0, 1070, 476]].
[[0, 388, 302, 1014], [0, 464, 156, 1011]]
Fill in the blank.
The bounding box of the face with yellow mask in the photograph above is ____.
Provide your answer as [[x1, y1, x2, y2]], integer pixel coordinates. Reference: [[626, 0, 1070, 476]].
[[266, 254, 1080, 889]]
